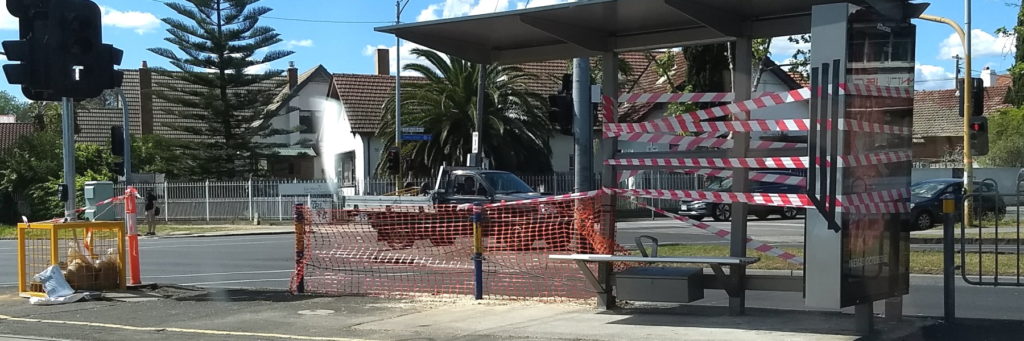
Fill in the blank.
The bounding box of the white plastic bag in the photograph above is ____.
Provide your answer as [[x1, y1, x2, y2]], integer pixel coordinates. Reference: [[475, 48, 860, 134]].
[[33, 265, 74, 298], [29, 292, 87, 305]]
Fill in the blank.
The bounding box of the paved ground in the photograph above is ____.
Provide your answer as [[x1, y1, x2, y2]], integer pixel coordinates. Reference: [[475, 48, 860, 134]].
[[0, 287, 928, 341]]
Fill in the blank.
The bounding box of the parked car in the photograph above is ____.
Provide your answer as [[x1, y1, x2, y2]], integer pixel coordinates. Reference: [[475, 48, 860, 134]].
[[908, 179, 1007, 231], [678, 172, 805, 221]]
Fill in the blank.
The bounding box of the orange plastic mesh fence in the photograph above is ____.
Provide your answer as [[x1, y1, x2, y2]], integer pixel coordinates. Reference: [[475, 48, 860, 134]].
[[291, 196, 624, 301]]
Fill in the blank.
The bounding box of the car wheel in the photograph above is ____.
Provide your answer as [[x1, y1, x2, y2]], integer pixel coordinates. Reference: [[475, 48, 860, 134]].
[[912, 212, 934, 231], [712, 205, 732, 222], [782, 207, 799, 220]]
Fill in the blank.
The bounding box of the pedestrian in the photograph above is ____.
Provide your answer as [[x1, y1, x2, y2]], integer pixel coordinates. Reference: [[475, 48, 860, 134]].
[[145, 190, 158, 236]]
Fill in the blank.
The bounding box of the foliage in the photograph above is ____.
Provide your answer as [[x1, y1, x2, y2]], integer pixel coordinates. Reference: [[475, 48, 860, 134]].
[[0, 130, 115, 223], [376, 48, 554, 177], [131, 134, 190, 179], [1003, 4, 1024, 106], [979, 107, 1024, 167], [147, 0, 294, 179], [785, 34, 811, 77], [0, 90, 29, 121]]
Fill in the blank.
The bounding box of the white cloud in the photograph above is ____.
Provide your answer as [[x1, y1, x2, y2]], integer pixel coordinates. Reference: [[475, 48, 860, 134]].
[[100, 6, 160, 34], [915, 64, 955, 90], [515, 0, 576, 9], [415, 0, 570, 22], [286, 39, 314, 48], [939, 29, 1016, 60], [769, 35, 810, 62], [245, 63, 271, 75]]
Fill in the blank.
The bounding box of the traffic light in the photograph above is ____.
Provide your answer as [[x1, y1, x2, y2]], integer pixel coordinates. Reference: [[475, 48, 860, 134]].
[[969, 116, 989, 156], [111, 125, 124, 157], [958, 77, 985, 117], [547, 94, 573, 135], [2, 0, 123, 101], [386, 147, 400, 174]]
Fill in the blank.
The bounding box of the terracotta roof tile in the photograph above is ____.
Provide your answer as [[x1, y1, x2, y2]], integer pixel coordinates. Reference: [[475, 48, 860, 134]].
[[0, 123, 34, 150], [913, 85, 1011, 137]]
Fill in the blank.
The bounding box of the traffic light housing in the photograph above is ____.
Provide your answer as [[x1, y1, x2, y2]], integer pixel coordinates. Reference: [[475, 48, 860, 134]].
[[547, 94, 573, 135], [386, 147, 400, 174], [111, 125, 124, 157], [969, 116, 989, 156], [958, 77, 985, 117], [2, 0, 123, 101]]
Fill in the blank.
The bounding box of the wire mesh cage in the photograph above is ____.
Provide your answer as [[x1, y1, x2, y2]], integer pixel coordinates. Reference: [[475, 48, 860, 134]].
[[16, 221, 126, 297]]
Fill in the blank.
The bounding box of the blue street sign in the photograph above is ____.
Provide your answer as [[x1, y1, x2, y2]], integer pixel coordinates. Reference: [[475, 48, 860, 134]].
[[402, 134, 432, 141]]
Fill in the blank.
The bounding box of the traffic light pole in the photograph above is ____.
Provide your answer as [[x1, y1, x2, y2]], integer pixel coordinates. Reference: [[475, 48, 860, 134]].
[[917, 8, 973, 226], [119, 89, 131, 183], [61, 97, 76, 220]]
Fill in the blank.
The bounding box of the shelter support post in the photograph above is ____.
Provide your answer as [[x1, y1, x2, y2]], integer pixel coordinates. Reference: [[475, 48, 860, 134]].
[[728, 35, 752, 316], [597, 51, 618, 310], [573, 57, 593, 192]]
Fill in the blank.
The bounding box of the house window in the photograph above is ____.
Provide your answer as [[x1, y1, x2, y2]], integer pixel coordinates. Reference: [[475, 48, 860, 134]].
[[298, 110, 315, 134]]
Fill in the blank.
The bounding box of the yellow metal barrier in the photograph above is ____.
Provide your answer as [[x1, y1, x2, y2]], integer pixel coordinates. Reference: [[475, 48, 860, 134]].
[[16, 221, 126, 298]]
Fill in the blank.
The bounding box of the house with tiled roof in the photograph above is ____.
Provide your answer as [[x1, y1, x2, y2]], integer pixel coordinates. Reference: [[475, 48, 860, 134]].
[[0, 121, 33, 151], [912, 68, 1013, 162], [322, 49, 665, 194], [75, 62, 337, 179]]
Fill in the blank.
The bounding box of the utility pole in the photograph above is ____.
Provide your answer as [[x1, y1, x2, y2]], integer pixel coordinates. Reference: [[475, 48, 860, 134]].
[[394, 0, 410, 191], [963, 0, 974, 225], [61, 98, 76, 220]]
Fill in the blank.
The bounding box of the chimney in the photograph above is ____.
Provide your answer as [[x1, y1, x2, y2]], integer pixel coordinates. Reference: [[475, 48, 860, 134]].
[[287, 61, 298, 90], [140, 61, 153, 135], [980, 66, 995, 88], [375, 48, 391, 75]]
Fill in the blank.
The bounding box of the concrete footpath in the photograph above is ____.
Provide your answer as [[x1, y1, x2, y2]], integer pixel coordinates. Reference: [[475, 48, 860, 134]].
[[0, 285, 1011, 341]]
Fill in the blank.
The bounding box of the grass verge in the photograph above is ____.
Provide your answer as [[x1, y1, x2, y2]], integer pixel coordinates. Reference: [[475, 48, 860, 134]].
[[0, 225, 13, 239], [658, 244, 1024, 276]]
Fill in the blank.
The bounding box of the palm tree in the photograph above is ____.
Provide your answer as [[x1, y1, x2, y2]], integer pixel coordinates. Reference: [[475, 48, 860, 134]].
[[377, 48, 554, 177]]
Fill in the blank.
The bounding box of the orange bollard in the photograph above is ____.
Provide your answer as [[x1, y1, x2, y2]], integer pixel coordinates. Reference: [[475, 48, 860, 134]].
[[125, 187, 141, 286]]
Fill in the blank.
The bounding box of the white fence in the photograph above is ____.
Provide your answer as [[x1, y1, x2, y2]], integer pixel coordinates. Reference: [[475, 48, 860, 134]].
[[109, 172, 706, 222]]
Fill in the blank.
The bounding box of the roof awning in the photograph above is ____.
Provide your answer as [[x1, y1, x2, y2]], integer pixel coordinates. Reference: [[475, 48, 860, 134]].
[[377, 0, 923, 64]]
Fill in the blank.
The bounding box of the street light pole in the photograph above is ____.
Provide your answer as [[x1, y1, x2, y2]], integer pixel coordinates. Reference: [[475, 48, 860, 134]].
[[963, 0, 974, 225], [61, 98, 76, 220], [394, 0, 410, 191]]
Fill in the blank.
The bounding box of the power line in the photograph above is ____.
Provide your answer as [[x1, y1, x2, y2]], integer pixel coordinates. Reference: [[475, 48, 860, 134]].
[[147, 0, 391, 24]]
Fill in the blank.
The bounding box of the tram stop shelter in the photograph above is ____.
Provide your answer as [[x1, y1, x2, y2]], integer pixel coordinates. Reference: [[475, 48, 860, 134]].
[[377, 0, 925, 331]]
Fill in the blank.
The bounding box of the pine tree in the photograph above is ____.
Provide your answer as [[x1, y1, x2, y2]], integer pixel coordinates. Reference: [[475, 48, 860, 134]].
[[148, 0, 293, 179]]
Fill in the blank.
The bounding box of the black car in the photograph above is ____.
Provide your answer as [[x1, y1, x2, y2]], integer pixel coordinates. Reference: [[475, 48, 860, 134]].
[[678, 173, 805, 221], [908, 179, 1007, 231]]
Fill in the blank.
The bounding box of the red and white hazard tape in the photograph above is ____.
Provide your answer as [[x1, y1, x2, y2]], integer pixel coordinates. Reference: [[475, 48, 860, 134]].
[[610, 188, 815, 208], [629, 198, 804, 265], [677, 169, 807, 187], [839, 188, 911, 207], [483, 189, 605, 208], [842, 83, 913, 98], [606, 156, 809, 169], [838, 202, 910, 214], [606, 150, 912, 169], [613, 133, 805, 151], [604, 119, 911, 135]]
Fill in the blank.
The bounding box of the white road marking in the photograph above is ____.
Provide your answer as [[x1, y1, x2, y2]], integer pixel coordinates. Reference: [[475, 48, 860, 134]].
[[140, 240, 284, 249]]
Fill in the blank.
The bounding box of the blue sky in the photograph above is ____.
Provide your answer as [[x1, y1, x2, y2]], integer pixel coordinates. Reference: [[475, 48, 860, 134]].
[[0, 0, 1018, 99]]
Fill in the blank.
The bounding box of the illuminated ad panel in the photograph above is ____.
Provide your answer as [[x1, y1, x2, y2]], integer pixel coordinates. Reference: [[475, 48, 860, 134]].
[[805, 3, 913, 309]]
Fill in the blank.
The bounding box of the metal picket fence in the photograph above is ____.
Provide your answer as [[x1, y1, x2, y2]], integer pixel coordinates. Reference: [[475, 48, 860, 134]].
[[108, 172, 704, 222]]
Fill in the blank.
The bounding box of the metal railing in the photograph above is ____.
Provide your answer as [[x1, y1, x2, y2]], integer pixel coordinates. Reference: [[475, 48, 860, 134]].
[[957, 178, 1024, 286]]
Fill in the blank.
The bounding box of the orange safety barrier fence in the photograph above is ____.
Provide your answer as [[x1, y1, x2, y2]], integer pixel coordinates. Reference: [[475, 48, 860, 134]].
[[290, 196, 623, 301]]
